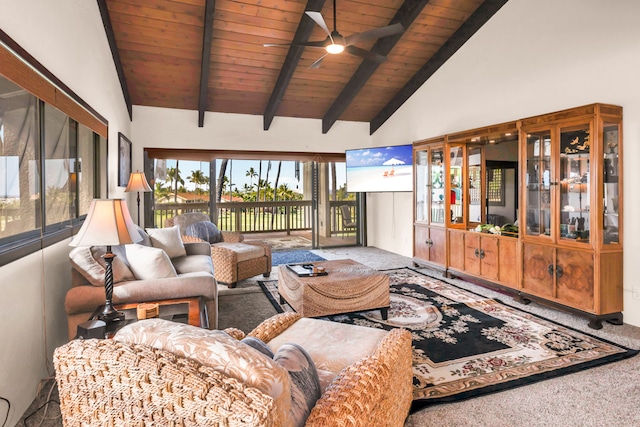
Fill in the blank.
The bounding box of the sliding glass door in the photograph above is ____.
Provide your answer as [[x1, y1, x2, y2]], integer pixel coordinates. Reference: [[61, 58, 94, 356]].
[[310, 160, 362, 248]]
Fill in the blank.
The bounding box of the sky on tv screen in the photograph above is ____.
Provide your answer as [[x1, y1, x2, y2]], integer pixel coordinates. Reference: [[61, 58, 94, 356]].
[[345, 144, 413, 193]]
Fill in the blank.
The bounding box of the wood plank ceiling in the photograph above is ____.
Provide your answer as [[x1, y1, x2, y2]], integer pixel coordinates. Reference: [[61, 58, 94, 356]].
[[100, 0, 507, 134]]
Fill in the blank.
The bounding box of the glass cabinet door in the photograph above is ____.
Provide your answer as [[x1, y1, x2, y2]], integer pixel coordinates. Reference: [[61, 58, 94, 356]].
[[525, 131, 551, 237], [415, 150, 428, 223], [559, 124, 591, 243], [430, 148, 445, 224], [415, 146, 445, 225], [467, 146, 482, 224], [603, 122, 620, 244], [450, 145, 464, 224]]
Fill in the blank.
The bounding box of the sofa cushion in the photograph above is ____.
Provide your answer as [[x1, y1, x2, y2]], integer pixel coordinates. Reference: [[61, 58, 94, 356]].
[[214, 242, 266, 262], [114, 319, 293, 426], [267, 318, 389, 391], [171, 254, 214, 276], [185, 220, 222, 244], [146, 226, 186, 259], [69, 246, 135, 287], [125, 244, 178, 280], [274, 343, 321, 427]]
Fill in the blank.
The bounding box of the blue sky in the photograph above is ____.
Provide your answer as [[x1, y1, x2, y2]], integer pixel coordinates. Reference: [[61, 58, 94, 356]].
[[345, 144, 413, 168], [156, 159, 346, 193]]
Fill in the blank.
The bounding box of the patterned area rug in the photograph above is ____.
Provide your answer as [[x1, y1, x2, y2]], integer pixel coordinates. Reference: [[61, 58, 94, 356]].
[[259, 268, 638, 411], [271, 249, 325, 266]]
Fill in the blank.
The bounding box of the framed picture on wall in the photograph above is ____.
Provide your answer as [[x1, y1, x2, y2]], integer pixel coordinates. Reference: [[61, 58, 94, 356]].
[[118, 132, 132, 187]]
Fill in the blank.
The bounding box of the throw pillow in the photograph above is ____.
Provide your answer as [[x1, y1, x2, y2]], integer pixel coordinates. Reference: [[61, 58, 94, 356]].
[[69, 246, 135, 286], [124, 244, 177, 280], [274, 343, 322, 427], [241, 336, 275, 358], [146, 226, 186, 259], [185, 220, 222, 244]]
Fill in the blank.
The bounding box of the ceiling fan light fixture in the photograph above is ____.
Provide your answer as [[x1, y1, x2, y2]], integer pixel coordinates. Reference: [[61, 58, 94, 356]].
[[326, 43, 345, 54]]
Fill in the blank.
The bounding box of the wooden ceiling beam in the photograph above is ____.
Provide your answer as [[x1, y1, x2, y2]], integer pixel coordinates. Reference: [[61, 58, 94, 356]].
[[98, 0, 132, 120], [321, 0, 431, 134], [370, 0, 508, 134], [198, 0, 216, 127], [263, 0, 327, 131]]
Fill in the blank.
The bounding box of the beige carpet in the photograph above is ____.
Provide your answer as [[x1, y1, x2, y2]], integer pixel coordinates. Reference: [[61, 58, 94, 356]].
[[20, 247, 640, 426]]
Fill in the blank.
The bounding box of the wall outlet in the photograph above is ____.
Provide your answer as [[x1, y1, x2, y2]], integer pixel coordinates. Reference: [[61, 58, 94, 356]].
[[633, 287, 640, 300]]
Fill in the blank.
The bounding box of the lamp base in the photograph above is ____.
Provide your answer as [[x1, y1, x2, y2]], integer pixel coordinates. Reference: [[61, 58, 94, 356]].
[[98, 306, 125, 323]]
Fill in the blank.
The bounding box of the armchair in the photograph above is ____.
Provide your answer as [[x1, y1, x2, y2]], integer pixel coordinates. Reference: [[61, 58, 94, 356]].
[[165, 212, 271, 288], [54, 312, 413, 426]]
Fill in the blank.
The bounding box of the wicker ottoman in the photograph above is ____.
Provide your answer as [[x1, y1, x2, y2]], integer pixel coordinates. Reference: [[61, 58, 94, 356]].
[[277, 259, 390, 318]]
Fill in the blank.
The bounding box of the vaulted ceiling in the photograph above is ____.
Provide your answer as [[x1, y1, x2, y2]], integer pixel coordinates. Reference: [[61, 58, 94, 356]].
[[99, 0, 507, 134]]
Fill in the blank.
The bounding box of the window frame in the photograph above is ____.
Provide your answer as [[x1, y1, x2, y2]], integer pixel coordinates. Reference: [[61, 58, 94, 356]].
[[0, 32, 107, 267]]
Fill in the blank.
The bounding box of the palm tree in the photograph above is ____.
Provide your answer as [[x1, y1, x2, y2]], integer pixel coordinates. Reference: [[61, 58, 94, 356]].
[[257, 161, 263, 202], [273, 161, 282, 201], [245, 167, 258, 189], [331, 162, 337, 200], [154, 181, 170, 200], [166, 164, 184, 203], [188, 170, 206, 194], [217, 159, 228, 203], [264, 161, 272, 202]]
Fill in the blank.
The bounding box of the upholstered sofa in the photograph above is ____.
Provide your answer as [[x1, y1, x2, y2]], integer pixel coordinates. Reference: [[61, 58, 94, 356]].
[[54, 312, 413, 426], [65, 226, 218, 340], [165, 212, 271, 288]]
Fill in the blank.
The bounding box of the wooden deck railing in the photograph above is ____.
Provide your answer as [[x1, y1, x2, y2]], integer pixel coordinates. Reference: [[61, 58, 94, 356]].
[[154, 200, 356, 236]]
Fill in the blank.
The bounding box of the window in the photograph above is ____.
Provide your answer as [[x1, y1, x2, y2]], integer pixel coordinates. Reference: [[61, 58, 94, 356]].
[[0, 79, 40, 240], [0, 75, 98, 264]]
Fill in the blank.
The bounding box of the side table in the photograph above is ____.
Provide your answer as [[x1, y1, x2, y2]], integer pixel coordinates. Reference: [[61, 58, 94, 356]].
[[87, 296, 208, 338]]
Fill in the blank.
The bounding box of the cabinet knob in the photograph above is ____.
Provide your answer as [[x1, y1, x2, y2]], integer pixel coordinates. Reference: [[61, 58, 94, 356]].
[[555, 265, 564, 278], [474, 248, 480, 258], [479, 249, 485, 259], [547, 264, 555, 276]]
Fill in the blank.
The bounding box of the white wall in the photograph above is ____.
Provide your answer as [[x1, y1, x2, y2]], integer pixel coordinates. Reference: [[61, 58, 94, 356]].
[[371, 0, 640, 326], [132, 106, 370, 154], [0, 1, 131, 425]]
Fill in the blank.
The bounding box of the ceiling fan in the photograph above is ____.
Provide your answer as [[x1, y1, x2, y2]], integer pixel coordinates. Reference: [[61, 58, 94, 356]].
[[264, 0, 404, 68]]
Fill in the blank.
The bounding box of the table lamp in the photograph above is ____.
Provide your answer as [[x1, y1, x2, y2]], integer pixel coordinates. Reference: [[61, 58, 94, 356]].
[[125, 171, 152, 225], [69, 199, 142, 323]]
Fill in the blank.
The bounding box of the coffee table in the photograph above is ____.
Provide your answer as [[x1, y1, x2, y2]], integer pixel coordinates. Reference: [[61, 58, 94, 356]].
[[277, 259, 390, 318], [90, 296, 209, 337]]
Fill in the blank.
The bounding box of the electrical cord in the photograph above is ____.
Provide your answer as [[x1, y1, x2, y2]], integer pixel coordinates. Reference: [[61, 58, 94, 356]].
[[20, 378, 59, 427], [0, 396, 9, 427]]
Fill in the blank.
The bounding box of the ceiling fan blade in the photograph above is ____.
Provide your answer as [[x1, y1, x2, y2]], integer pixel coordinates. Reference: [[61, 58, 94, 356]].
[[305, 11, 333, 39], [345, 23, 404, 46], [345, 45, 387, 63], [309, 53, 328, 69]]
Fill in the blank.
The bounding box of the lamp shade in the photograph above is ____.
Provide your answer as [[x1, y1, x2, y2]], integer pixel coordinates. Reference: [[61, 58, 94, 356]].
[[124, 171, 152, 193], [70, 199, 142, 247]]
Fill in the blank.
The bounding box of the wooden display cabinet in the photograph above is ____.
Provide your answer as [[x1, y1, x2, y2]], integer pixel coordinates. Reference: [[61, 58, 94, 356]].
[[413, 138, 447, 270], [412, 103, 622, 329], [442, 122, 520, 290], [519, 104, 623, 329]]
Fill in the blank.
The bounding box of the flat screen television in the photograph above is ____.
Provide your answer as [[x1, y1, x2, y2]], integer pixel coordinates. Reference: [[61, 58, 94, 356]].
[[345, 144, 413, 192]]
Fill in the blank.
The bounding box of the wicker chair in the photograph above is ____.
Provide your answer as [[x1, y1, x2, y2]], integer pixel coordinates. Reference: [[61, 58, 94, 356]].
[[54, 312, 413, 427], [165, 212, 271, 288]]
